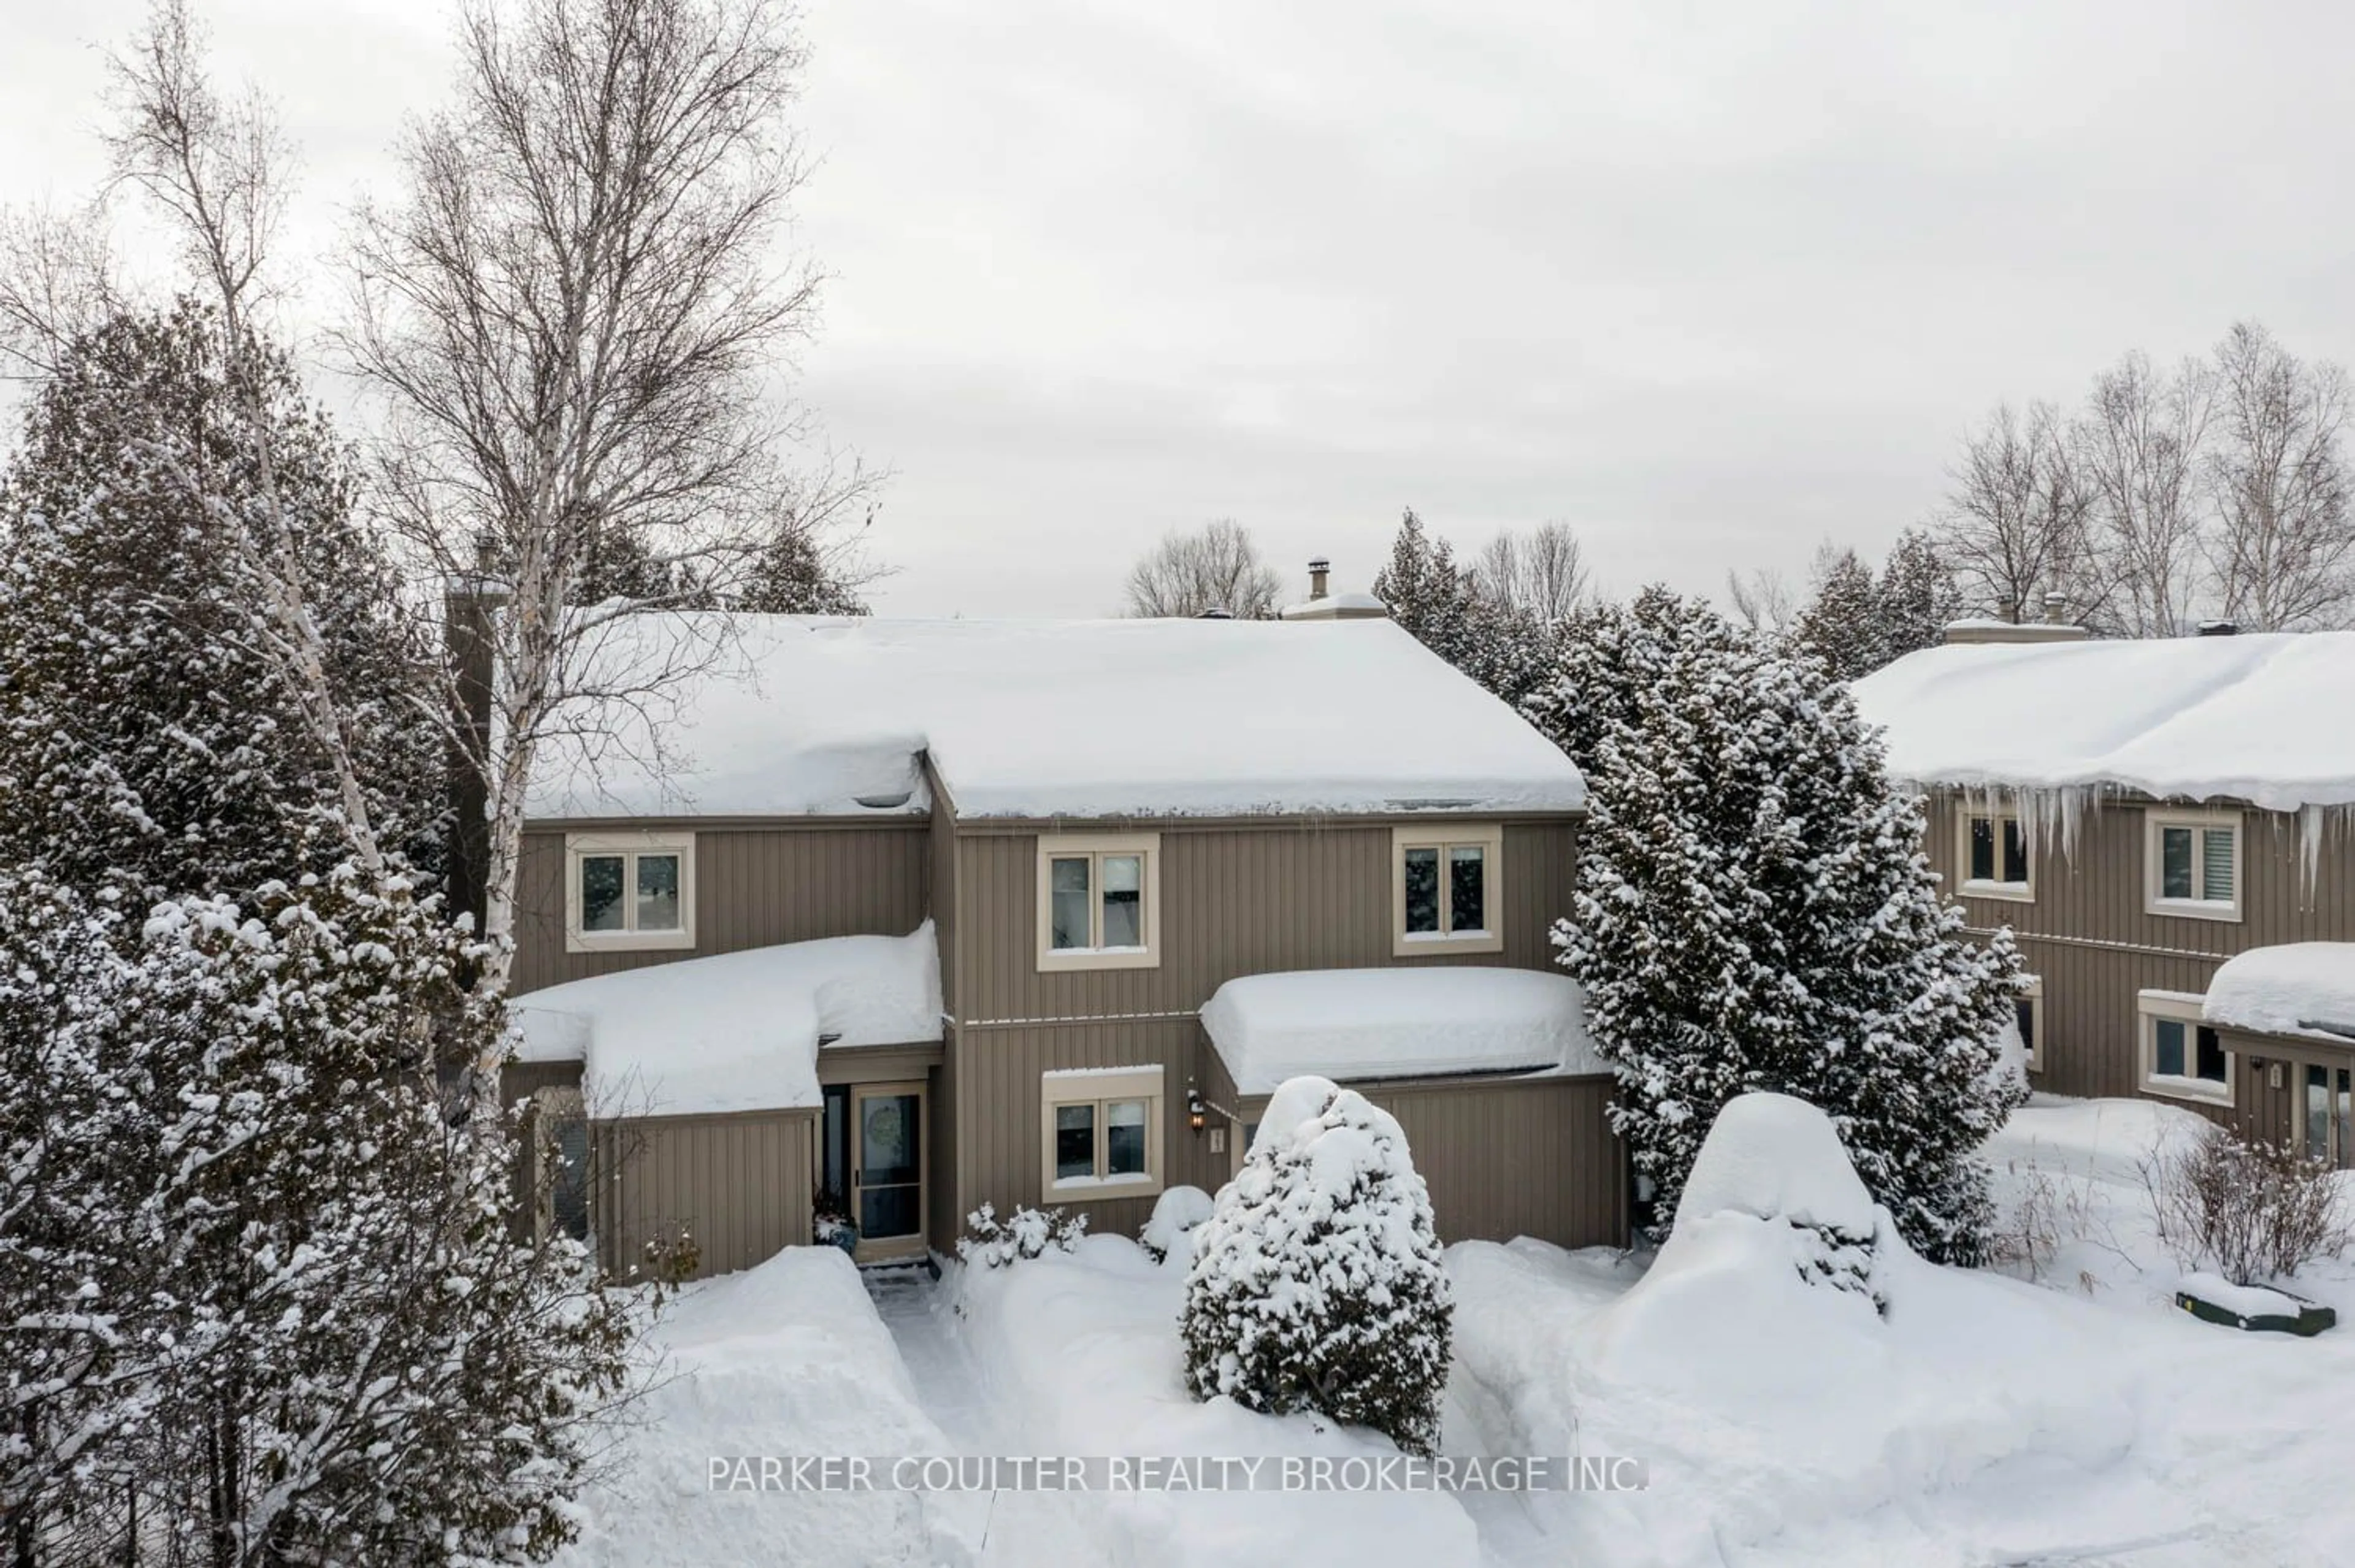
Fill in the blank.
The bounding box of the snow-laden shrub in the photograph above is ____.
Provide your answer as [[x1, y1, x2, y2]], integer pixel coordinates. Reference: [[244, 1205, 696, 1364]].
[[2142, 1123, 2353, 1286], [1677, 1093, 1894, 1309], [1181, 1076, 1452, 1456], [1140, 1185, 1216, 1263], [956, 1203, 1087, 1269]]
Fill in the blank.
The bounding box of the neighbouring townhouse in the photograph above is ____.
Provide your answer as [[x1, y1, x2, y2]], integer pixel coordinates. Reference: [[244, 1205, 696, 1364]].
[[494, 591, 1623, 1279], [1853, 623, 2355, 1168]]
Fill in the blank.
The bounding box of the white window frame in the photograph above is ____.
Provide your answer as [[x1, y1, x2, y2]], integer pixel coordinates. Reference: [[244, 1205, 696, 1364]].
[[2142, 808, 2243, 924], [1956, 808, 2034, 903], [2138, 989, 2234, 1106], [564, 831, 696, 953], [1035, 833, 1162, 973], [2015, 975, 2044, 1074], [1392, 823, 1505, 957], [1040, 1065, 1165, 1198]]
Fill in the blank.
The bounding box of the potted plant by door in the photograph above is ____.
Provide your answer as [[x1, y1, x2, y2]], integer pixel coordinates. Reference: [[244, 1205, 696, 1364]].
[[815, 1189, 859, 1256]]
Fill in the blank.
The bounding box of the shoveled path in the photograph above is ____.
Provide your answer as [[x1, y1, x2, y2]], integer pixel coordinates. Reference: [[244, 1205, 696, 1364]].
[[864, 1264, 1100, 1566]]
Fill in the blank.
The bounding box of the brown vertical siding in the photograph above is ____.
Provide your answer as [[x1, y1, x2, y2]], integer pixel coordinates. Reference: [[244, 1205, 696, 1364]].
[[957, 817, 1580, 1023], [1923, 795, 2355, 1101], [1363, 1077, 1625, 1249], [925, 765, 963, 1249], [592, 1108, 817, 1281], [949, 1017, 1229, 1245], [510, 822, 931, 995]]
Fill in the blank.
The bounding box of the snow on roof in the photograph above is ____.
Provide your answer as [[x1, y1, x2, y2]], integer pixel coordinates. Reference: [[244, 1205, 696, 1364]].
[[1278, 591, 1389, 620], [2204, 943, 2355, 1042], [1851, 632, 2355, 812], [1201, 967, 1604, 1095], [508, 924, 941, 1115], [524, 614, 1584, 820]]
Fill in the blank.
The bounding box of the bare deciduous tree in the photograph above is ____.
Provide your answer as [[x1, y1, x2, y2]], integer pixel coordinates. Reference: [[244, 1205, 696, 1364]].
[[1725, 565, 1796, 633], [2207, 321, 2355, 630], [1472, 520, 1591, 621], [340, 0, 860, 1033], [0, 205, 123, 379], [2075, 351, 2213, 638], [1123, 518, 1283, 618], [1937, 400, 2097, 624]]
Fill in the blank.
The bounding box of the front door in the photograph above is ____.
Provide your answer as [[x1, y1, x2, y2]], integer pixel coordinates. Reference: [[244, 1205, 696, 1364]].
[[852, 1082, 926, 1263]]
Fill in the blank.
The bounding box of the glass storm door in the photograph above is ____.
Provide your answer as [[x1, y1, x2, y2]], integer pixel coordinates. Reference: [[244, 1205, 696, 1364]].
[[852, 1082, 925, 1261]]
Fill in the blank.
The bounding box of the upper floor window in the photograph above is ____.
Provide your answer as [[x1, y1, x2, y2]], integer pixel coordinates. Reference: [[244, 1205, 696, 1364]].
[[1393, 824, 1504, 956], [1958, 809, 2032, 901], [2143, 809, 2242, 924], [2139, 990, 2232, 1105], [565, 832, 695, 952], [1036, 833, 1160, 971]]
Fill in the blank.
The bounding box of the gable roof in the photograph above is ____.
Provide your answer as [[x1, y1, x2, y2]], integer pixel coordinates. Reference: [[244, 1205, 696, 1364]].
[[524, 614, 1586, 822], [1850, 630, 2355, 813]]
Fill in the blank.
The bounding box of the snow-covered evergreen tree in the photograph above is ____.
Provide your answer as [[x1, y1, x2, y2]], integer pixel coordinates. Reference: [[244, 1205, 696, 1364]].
[[0, 866, 646, 1562], [1181, 1077, 1452, 1455], [0, 301, 442, 904], [1552, 593, 2026, 1263], [1373, 508, 1556, 706], [1875, 527, 1965, 665], [1791, 546, 1885, 679]]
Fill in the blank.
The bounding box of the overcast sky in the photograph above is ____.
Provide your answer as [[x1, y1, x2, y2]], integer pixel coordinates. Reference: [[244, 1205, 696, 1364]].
[[7, 0, 2354, 616]]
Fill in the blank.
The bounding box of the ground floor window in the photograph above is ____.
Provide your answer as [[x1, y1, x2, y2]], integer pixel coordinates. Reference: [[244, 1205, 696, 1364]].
[[2303, 1061, 2353, 1168], [531, 1088, 591, 1244], [2016, 976, 2043, 1074], [2139, 990, 2232, 1105], [1040, 1065, 1165, 1196]]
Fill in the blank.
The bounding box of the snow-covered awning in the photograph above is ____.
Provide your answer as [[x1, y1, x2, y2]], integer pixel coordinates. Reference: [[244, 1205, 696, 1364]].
[[508, 924, 943, 1115], [1851, 631, 2355, 814], [2204, 943, 2355, 1044], [1200, 967, 1604, 1095]]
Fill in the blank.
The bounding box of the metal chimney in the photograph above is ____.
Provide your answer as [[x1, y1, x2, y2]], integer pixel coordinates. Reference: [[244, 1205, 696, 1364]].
[[1308, 557, 1330, 600]]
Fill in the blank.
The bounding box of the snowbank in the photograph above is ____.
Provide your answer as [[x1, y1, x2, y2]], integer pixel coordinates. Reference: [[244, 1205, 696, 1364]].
[[2205, 942, 2355, 1041], [955, 1237, 1481, 1568], [1852, 631, 2355, 812], [554, 1247, 946, 1567], [1201, 968, 1601, 1093], [526, 614, 1585, 820], [1673, 1092, 1878, 1233], [510, 925, 941, 1114]]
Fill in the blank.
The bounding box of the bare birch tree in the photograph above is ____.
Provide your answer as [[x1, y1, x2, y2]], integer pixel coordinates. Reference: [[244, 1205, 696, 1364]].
[[2075, 351, 2213, 637], [341, 0, 852, 1026], [1473, 520, 1591, 621], [97, 0, 394, 873], [2206, 321, 2355, 629], [1123, 518, 1284, 618], [1936, 400, 2097, 624]]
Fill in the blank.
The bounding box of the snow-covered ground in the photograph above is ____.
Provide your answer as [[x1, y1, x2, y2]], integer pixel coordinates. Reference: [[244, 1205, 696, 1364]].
[[558, 1098, 2355, 1568]]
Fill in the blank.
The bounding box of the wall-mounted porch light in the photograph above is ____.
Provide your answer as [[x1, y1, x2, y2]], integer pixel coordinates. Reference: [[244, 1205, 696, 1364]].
[[1187, 1085, 1207, 1133]]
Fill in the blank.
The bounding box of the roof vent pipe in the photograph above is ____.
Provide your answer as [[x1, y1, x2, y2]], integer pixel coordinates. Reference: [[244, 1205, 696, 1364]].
[[1308, 557, 1330, 600]]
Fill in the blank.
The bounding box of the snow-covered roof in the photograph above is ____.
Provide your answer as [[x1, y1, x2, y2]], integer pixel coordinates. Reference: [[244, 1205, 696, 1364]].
[[1200, 966, 1604, 1095], [524, 614, 1584, 821], [1278, 591, 1389, 621], [1851, 632, 2355, 813], [509, 924, 942, 1115], [2203, 943, 2355, 1042]]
